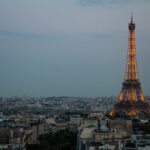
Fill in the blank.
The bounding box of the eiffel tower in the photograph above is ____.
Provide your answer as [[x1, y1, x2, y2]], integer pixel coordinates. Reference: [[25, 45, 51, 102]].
[[111, 15, 150, 117]]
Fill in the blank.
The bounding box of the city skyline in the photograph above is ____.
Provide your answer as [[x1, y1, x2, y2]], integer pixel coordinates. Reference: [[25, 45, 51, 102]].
[[0, 0, 150, 97]]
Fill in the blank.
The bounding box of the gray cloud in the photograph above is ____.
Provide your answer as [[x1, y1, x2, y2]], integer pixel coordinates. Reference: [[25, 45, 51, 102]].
[[77, 0, 150, 6], [0, 31, 45, 38], [0, 0, 150, 97]]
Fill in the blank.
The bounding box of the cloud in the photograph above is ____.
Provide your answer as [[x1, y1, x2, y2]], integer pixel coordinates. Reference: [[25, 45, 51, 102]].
[[77, 0, 149, 7], [0, 31, 44, 38], [77, 0, 127, 6]]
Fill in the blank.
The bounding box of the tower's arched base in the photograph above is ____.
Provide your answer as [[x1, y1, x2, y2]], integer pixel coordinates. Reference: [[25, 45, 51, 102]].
[[110, 101, 150, 118]]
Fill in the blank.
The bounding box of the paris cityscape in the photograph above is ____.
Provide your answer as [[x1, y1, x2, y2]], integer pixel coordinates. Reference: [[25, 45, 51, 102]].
[[1, 1, 150, 150]]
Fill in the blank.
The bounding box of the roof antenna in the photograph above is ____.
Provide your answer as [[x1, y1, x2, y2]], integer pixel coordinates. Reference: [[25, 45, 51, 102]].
[[131, 11, 133, 23]]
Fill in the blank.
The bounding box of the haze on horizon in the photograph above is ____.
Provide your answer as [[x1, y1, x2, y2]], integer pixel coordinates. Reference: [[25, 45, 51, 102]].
[[0, 0, 150, 97]]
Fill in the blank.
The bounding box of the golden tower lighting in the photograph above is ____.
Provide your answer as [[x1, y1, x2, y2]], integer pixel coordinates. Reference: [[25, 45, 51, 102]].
[[111, 15, 150, 117]]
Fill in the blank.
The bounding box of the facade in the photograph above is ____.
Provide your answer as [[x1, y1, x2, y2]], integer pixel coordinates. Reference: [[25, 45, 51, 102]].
[[0, 125, 32, 150], [81, 117, 98, 127], [70, 115, 82, 126]]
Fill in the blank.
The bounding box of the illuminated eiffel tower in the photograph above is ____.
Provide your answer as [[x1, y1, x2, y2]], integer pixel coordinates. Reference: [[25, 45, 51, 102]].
[[111, 15, 150, 117]]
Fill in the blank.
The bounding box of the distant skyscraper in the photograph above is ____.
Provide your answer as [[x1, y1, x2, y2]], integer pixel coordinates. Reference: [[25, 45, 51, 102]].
[[111, 15, 150, 117]]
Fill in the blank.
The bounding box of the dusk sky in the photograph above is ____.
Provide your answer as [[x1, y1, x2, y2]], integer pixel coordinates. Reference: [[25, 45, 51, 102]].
[[0, 0, 150, 97]]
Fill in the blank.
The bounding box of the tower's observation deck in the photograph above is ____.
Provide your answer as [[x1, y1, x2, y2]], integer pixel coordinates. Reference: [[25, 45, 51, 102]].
[[111, 16, 150, 117]]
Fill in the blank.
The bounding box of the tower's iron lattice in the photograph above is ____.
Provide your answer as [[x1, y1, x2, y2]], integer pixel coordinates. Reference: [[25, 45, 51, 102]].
[[111, 16, 150, 117]]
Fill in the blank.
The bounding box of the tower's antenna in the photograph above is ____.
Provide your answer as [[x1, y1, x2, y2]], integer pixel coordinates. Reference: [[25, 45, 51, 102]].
[[131, 11, 133, 23]]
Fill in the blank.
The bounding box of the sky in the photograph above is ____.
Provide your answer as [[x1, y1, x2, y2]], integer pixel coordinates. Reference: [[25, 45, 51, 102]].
[[0, 0, 150, 97]]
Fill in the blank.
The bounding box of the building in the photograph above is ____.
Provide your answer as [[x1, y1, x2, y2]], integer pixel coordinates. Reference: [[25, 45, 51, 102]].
[[0, 125, 32, 150], [77, 118, 131, 150]]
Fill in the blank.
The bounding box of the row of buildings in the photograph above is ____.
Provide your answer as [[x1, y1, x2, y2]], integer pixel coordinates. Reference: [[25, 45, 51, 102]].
[[1, 110, 150, 150]]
